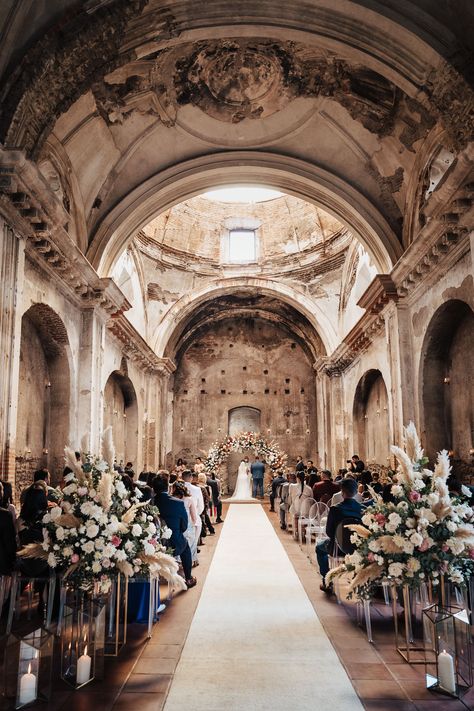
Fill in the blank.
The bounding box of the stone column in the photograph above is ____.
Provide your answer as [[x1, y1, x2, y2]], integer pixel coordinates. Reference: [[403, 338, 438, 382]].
[[329, 374, 346, 471], [388, 303, 416, 446], [314, 359, 330, 468], [76, 308, 107, 455], [0, 217, 25, 483]]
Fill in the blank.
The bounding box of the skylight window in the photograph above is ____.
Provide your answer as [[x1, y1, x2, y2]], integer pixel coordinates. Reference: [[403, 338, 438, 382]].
[[203, 187, 283, 203], [228, 229, 256, 263]]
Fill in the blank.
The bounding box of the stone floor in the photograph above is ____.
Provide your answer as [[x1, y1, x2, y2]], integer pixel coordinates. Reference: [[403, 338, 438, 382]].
[[4, 502, 474, 711]]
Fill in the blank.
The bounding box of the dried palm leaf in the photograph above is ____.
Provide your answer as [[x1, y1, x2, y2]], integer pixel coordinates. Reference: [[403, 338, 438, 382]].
[[325, 564, 347, 585], [377, 535, 404, 554], [17, 544, 48, 560], [55, 513, 81, 528], [64, 446, 86, 483], [346, 524, 371, 538], [122, 502, 147, 525], [366, 484, 382, 504], [432, 502, 452, 520], [348, 563, 384, 592]]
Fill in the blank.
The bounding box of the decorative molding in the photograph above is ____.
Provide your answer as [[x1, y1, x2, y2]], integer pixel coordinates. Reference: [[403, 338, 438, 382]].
[[0, 151, 130, 317], [357, 275, 398, 313], [107, 314, 176, 375]]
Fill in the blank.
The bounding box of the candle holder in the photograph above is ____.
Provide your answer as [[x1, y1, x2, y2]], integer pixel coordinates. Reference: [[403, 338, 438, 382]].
[[60, 591, 106, 689], [2, 627, 53, 709], [423, 603, 473, 698]]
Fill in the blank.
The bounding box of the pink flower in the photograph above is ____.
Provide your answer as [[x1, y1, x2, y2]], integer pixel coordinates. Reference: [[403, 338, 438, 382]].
[[111, 535, 122, 547], [442, 544, 449, 553], [469, 549, 474, 560], [409, 491, 421, 502], [367, 552, 375, 562], [149, 538, 157, 546], [418, 538, 431, 552], [375, 513, 387, 526], [71, 553, 80, 563]]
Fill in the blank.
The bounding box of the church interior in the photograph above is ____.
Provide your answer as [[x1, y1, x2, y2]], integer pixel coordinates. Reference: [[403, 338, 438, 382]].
[[0, 1, 473, 710]]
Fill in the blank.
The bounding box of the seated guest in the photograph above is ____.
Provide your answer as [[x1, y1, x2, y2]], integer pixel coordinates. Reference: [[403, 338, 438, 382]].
[[172, 480, 199, 564], [358, 469, 373, 487], [0, 482, 17, 575], [269, 470, 286, 512], [330, 474, 363, 506], [19, 480, 49, 546], [279, 472, 296, 530], [21, 469, 61, 505], [334, 468, 347, 484], [289, 471, 313, 530], [153, 475, 196, 589], [371, 471, 383, 494], [206, 473, 223, 524], [312, 470, 339, 503], [306, 461, 320, 488], [317, 478, 363, 592]]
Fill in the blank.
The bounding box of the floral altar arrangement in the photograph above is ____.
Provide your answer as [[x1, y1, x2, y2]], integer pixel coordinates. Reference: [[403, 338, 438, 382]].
[[204, 431, 287, 476], [327, 422, 474, 599], [19, 429, 187, 593]]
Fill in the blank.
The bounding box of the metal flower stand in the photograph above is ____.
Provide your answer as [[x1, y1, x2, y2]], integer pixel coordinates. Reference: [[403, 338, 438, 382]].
[[391, 583, 431, 664], [60, 591, 106, 688], [102, 574, 128, 657], [2, 627, 54, 709]]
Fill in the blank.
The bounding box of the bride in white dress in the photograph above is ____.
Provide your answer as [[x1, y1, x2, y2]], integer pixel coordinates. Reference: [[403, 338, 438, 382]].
[[229, 458, 254, 500]]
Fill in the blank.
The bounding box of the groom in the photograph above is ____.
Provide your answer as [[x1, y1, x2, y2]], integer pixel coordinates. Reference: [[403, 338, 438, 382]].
[[250, 456, 265, 498]]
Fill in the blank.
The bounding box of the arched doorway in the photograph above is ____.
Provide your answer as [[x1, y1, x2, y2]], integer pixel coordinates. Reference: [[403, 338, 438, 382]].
[[420, 300, 474, 465], [227, 407, 261, 492], [103, 366, 139, 469], [16, 304, 71, 491], [353, 370, 390, 465]]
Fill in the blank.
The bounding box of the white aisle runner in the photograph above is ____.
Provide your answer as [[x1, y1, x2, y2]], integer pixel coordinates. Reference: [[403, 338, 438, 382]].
[[164, 505, 363, 711]]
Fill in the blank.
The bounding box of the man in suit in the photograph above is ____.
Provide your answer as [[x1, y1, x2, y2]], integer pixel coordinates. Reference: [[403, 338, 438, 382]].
[[250, 456, 265, 498], [269, 471, 286, 512], [295, 456, 305, 474], [348, 454, 365, 475], [206, 474, 223, 523], [0, 482, 17, 576], [153, 474, 196, 588], [316, 478, 363, 592], [312, 470, 340, 503]]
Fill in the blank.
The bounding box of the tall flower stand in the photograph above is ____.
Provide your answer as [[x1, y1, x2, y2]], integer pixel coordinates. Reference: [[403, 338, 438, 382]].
[[391, 583, 431, 664], [2, 628, 53, 709], [100, 574, 128, 657], [60, 591, 106, 688]]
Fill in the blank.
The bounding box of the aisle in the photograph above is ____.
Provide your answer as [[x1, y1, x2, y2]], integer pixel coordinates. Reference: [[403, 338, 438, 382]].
[[164, 505, 363, 711]]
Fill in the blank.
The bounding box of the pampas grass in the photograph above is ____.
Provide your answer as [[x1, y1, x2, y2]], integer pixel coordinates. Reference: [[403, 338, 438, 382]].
[[64, 446, 86, 483], [391, 445, 415, 487], [433, 449, 451, 485], [377, 535, 404, 554], [97, 471, 114, 512], [17, 544, 48, 560], [55, 513, 81, 528], [346, 524, 370, 538], [404, 421, 424, 463], [348, 563, 384, 593]]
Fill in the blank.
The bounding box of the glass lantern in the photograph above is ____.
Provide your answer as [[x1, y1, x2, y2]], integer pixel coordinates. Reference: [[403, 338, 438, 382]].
[[60, 591, 106, 689], [2, 628, 53, 709], [102, 574, 128, 656], [423, 603, 473, 698]]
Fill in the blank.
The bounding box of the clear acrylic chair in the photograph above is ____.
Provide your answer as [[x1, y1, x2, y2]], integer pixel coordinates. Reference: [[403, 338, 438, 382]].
[[305, 501, 329, 562], [297, 497, 316, 546]]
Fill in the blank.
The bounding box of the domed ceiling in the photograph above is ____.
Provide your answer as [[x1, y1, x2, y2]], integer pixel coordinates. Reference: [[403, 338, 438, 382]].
[[138, 190, 353, 276]]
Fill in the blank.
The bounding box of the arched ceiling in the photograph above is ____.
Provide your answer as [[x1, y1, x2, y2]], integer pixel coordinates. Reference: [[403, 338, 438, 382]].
[[0, 0, 472, 282]]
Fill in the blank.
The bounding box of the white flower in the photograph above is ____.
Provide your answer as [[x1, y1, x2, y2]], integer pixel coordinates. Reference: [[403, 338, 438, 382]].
[[42, 513, 51, 524], [402, 540, 415, 555], [55, 526, 65, 541], [161, 526, 172, 540], [77, 487, 88, 496], [391, 484, 403, 497], [417, 508, 436, 523], [407, 557, 421, 573], [461, 485, 472, 499], [405, 518, 415, 529], [362, 512, 373, 526], [368, 539, 381, 552], [393, 535, 405, 548], [107, 518, 119, 534], [47, 553, 58, 567], [345, 551, 362, 567], [95, 538, 105, 550], [143, 541, 156, 556], [447, 537, 465, 555], [388, 562, 405, 578], [63, 483, 77, 495], [63, 547, 73, 557], [410, 532, 424, 547], [124, 540, 134, 552], [135, 488, 143, 499], [115, 480, 127, 498], [397, 501, 408, 512], [131, 524, 142, 537], [103, 544, 116, 557], [96, 461, 108, 472], [147, 522, 157, 536], [413, 478, 425, 491], [386, 512, 402, 533], [449, 569, 464, 585], [427, 493, 440, 506], [86, 524, 99, 538], [50, 506, 62, 520], [91, 561, 102, 573], [83, 541, 95, 554], [114, 549, 127, 562], [446, 520, 457, 532], [375, 555, 384, 566]]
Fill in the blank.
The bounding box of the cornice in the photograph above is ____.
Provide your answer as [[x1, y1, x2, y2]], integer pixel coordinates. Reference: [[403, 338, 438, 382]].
[[107, 314, 176, 375], [0, 150, 130, 317]]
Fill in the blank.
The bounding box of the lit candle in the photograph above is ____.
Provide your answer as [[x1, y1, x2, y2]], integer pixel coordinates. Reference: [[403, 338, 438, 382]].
[[76, 645, 91, 685], [19, 663, 37, 705], [438, 649, 456, 694]]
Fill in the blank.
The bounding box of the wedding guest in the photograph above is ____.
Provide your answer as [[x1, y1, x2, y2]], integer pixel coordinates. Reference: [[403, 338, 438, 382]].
[[279, 472, 296, 530], [194, 457, 205, 474], [0, 481, 17, 524], [182, 470, 204, 544], [124, 461, 135, 478], [347, 454, 365, 475], [172, 481, 199, 564], [269, 471, 286, 512], [289, 470, 312, 529], [317, 478, 363, 592], [295, 456, 305, 474], [312, 470, 339, 503], [358, 469, 373, 487], [197, 473, 215, 535], [153, 475, 196, 589], [0, 482, 17, 575], [330, 474, 363, 506], [207, 473, 223, 524], [371, 472, 383, 494], [306, 461, 320, 488], [136, 472, 153, 502], [334, 468, 348, 484]]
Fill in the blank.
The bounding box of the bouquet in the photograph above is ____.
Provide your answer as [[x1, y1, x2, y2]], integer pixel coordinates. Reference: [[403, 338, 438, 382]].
[[19, 429, 187, 593], [327, 423, 474, 599]]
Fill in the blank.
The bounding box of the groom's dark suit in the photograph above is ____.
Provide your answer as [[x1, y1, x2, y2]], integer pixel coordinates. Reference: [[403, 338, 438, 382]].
[[250, 460, 265, 498]]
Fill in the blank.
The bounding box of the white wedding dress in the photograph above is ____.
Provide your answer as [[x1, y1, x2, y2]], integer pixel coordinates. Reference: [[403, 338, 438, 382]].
[[229, 461, 254, 500]]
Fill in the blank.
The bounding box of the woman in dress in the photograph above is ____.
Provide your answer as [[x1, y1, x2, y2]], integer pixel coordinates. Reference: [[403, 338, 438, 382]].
[[229, 458, 253, 500], [171, 480, 200, 565]]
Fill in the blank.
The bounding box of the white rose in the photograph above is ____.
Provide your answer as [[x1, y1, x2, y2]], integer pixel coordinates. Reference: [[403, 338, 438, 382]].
[[124, 541, 134, 552], [447, 537, 464, 555], [86, 524, 99, 538], [55, 526, 65, 541], [63, 547, 73, 557], [413, 478, 425, 491], [391, 485, 403, 497], [393, 535, 405, 548], [115, 481, 127, 497], [388, 562, 404, 578], [368, 539, 381, 552], [114, 549, 127, 561], [131, 524, 142, 537], [405, 518, 415, 529], [410, 532, 424, 547], [83, 541, 95, 554], [50, 506, 62, 520], [143, 541, 156, 556], [47, 553, 58, 567], [386, 512, 402, 533], [446, 520, 457, 532], [91, 561, 101, 573], [161, 526, 172, 540], [407, 557, 421, 572], [107, 518, 119, 533], [427, 493, 440, 506], [147, 522, 157, 536], [361, 513, 373, 526]]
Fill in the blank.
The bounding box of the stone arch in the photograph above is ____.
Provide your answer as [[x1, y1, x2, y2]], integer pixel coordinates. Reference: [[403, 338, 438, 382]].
[[155, 278, 336, 359], [87, 152, 401, 277], [353, 369, 390, 465], [419, 299, 474, 464], [15, 303, 71, 491], [103, 368, 139, 469]]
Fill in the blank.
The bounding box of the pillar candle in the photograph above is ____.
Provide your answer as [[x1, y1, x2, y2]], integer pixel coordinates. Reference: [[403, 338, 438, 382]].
[[19, 664, 37, 705], [438, 649, 456, 694], [76, 647, 91, 685]]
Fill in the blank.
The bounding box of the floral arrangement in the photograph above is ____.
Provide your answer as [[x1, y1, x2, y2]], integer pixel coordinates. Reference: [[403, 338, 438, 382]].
[[327, 422, 474, 599], [19, 429, 187, 593], [204, 431, 287, 476]]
